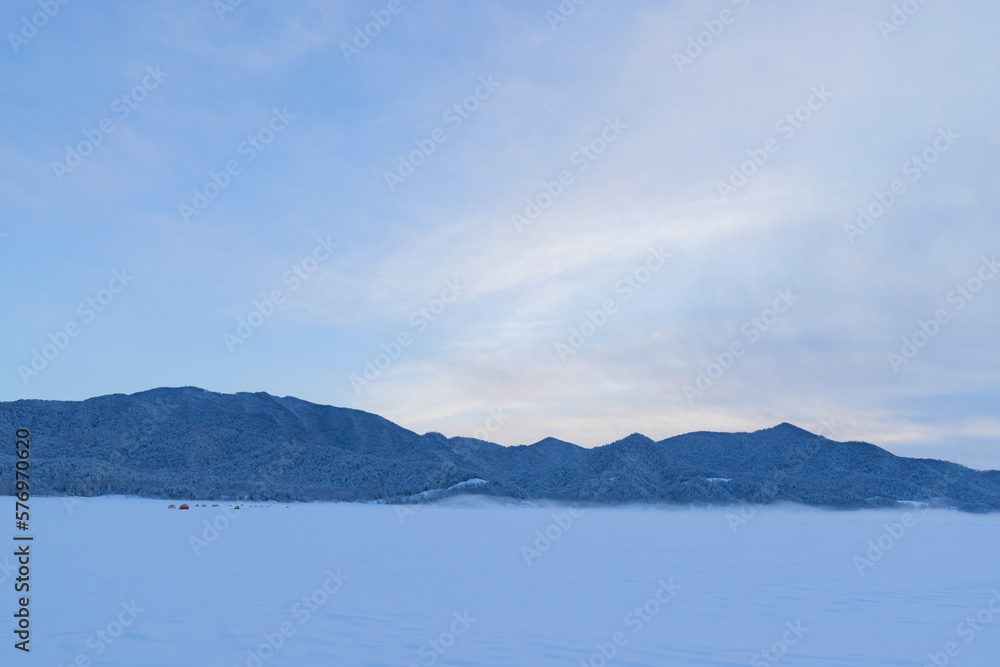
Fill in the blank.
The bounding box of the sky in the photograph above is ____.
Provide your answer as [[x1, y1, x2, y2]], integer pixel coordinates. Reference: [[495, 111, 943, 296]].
[[2, 0, 998, 467]]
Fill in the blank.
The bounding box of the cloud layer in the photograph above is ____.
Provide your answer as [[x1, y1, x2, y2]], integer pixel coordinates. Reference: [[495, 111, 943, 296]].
[[2, 0, 998, 466]]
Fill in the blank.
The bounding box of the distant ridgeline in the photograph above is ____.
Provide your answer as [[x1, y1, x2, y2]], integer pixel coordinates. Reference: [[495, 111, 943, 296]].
[[1, 387, 998, 511]]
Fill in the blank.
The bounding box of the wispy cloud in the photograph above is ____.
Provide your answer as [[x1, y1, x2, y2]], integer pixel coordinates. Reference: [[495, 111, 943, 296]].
[[1, 0, 997, 466]]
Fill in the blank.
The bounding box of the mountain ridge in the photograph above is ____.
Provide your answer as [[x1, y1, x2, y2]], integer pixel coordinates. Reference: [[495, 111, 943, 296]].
[[2, 387, 997, 511]]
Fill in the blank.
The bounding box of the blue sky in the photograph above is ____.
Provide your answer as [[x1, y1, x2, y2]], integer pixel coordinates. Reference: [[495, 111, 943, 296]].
[[2, 0, 998, 466]]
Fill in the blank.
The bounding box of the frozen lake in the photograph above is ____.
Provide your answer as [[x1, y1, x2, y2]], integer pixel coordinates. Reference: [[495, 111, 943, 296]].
[[9, 497, 1000, 666]]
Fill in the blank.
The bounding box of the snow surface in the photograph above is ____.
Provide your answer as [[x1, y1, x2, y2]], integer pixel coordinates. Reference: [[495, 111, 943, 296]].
[[449, 478, 488, 489], [9, 497, 1000, 666]]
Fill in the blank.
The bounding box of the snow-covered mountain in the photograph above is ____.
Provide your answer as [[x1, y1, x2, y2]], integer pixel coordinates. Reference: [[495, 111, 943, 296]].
[[2, 387, 998, 510]]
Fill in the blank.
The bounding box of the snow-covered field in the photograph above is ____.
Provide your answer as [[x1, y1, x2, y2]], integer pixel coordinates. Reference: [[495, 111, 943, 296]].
[[9, 497, 1000, 666]]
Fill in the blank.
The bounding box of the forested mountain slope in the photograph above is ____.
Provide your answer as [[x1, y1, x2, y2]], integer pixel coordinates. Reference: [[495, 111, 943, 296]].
[[2, 387, 997, 511]]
